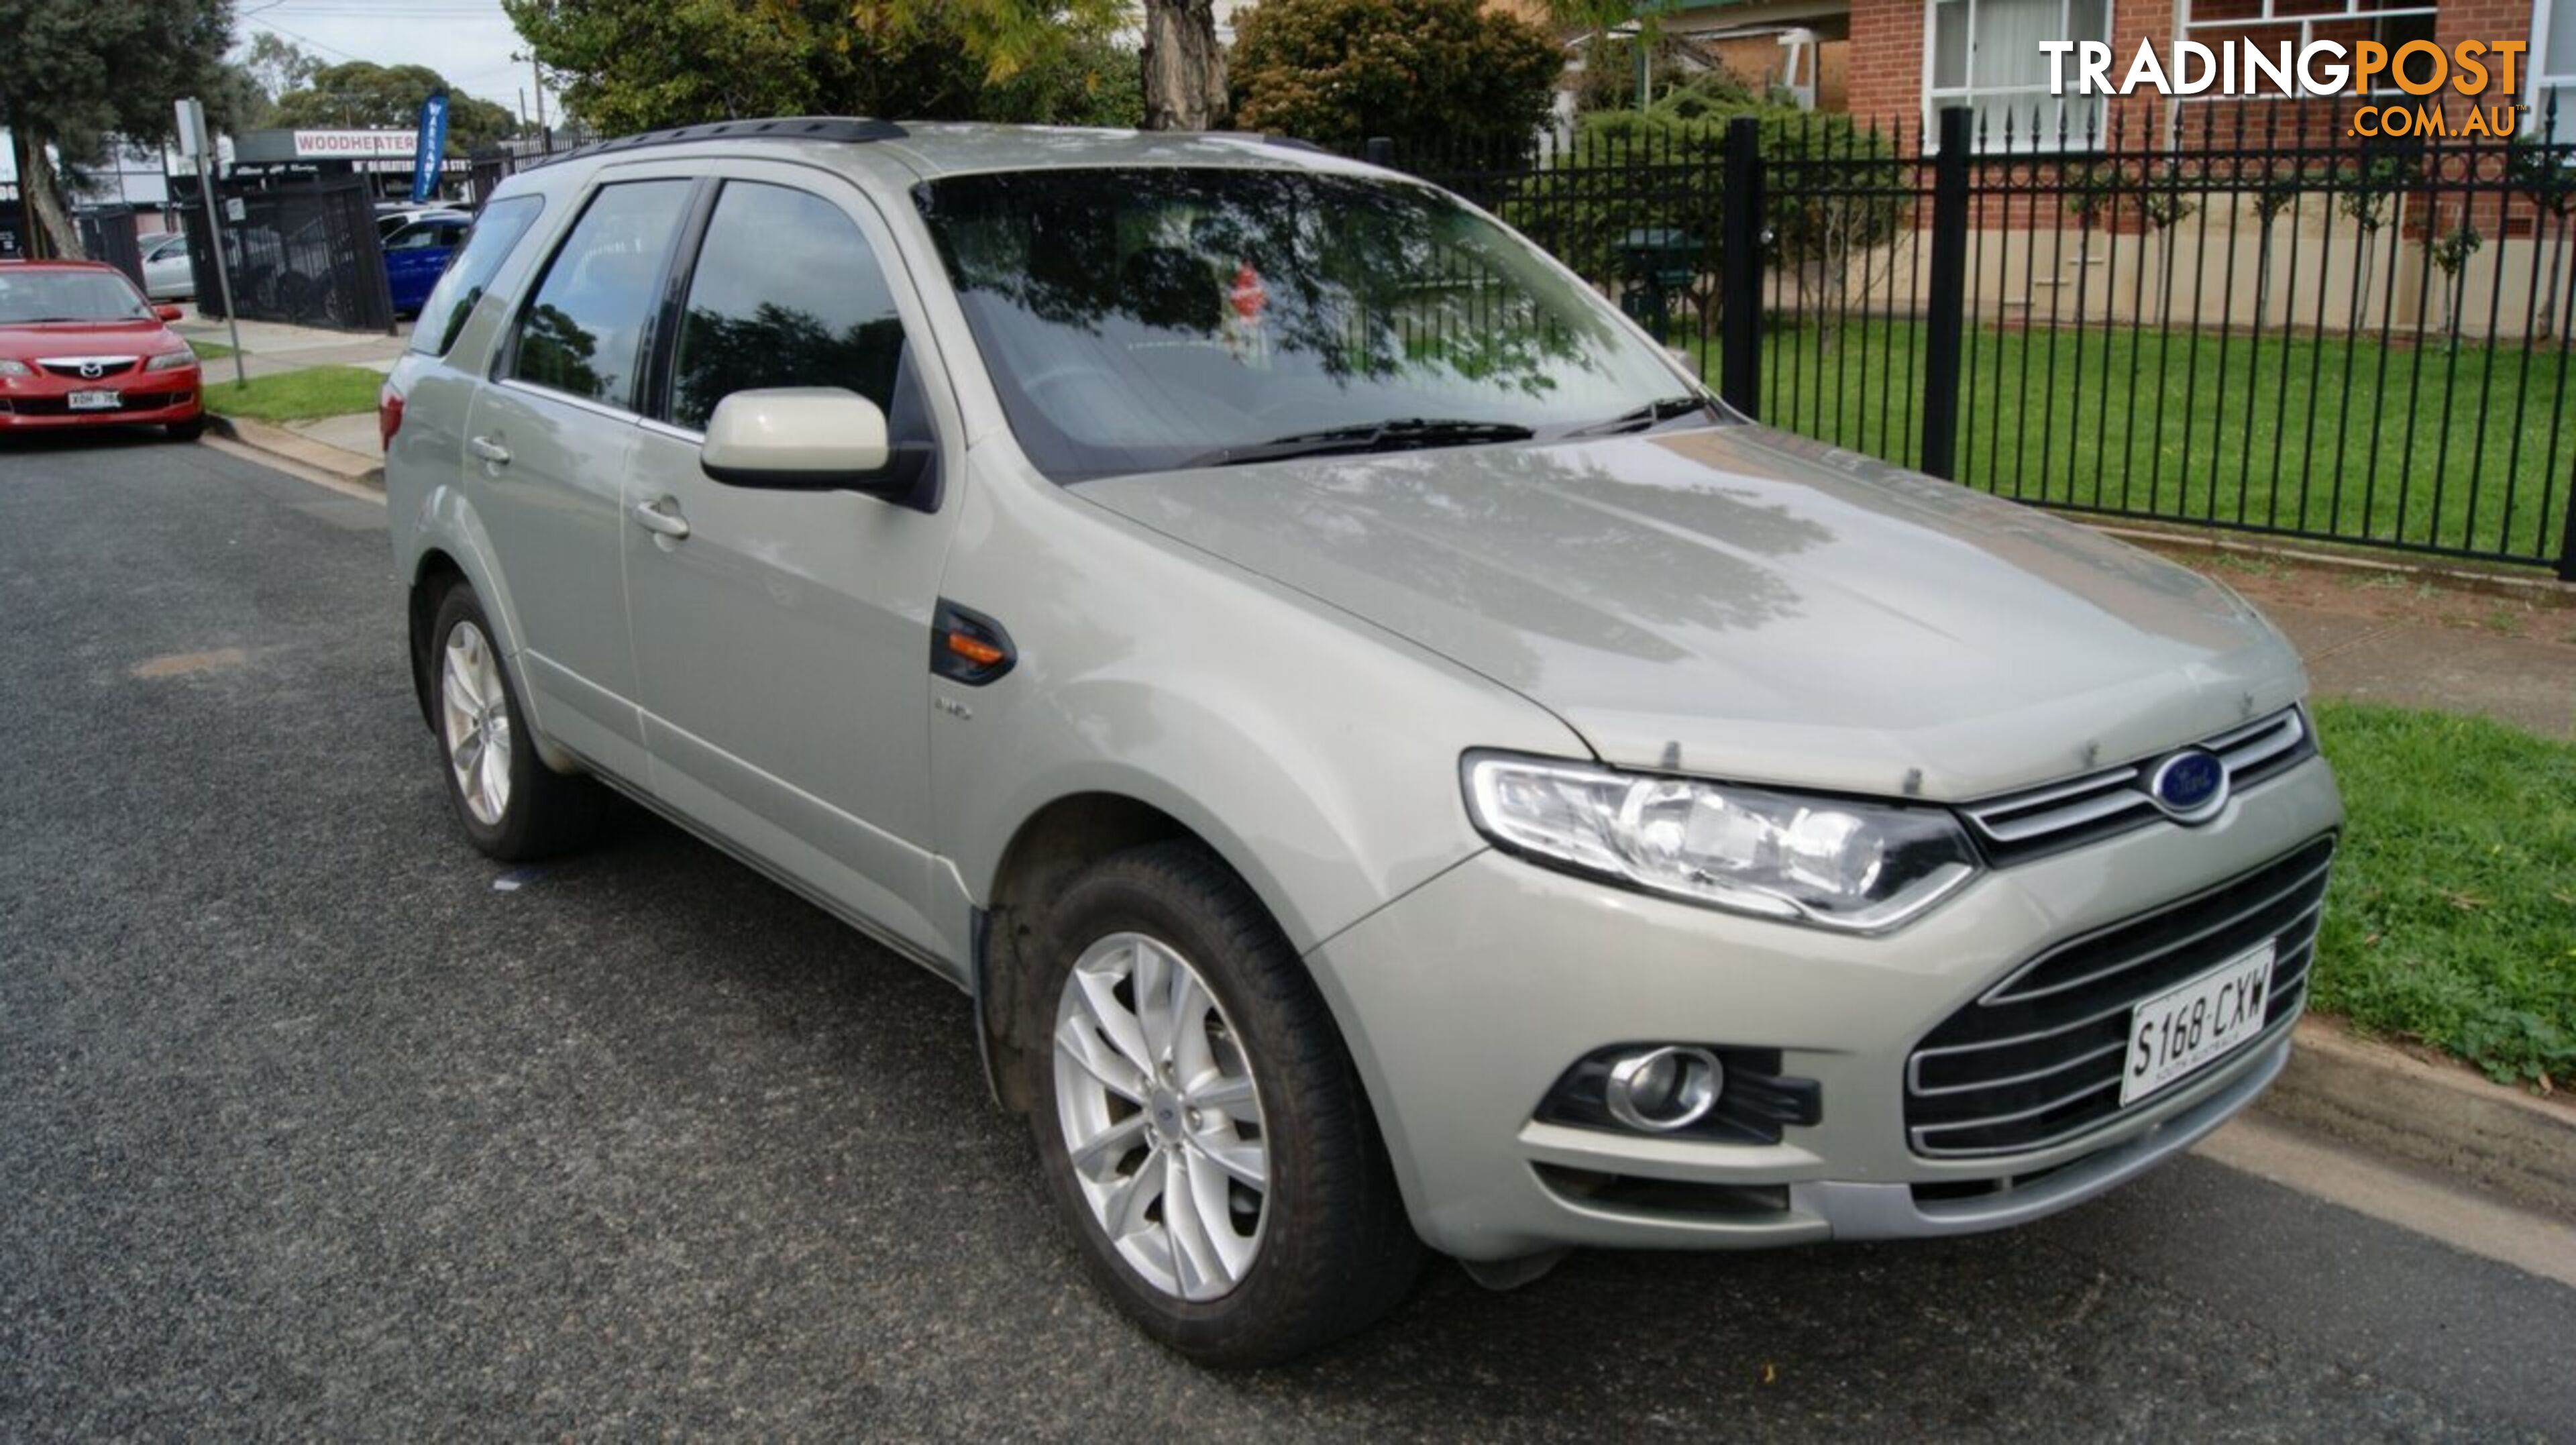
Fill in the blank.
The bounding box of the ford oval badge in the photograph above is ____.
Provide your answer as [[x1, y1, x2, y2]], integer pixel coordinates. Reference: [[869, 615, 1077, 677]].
[[2147, 748, 2228, 822]]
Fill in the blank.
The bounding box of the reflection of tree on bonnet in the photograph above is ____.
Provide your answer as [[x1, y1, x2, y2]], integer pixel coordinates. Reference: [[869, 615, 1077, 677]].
[[1296, 440, 1829, 640]]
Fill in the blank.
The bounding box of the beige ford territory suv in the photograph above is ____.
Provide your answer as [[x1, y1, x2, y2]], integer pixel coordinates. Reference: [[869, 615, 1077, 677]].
[[382, 119, 2343, 1365]]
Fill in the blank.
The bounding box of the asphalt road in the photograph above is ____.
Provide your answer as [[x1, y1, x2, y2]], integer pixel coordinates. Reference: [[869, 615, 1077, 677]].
[[2, 433, 2570, 1441]]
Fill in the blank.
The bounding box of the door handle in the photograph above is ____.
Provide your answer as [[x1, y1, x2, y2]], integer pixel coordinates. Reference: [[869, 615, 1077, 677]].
[[630, 496, 691, 541], [468, 435, 511, 466]]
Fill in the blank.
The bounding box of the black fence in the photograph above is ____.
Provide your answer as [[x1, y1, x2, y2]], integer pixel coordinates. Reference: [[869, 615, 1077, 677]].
[[1385, 101, 2576, 578], [180, 175, 396, 333], [72, 206, 146, 290]]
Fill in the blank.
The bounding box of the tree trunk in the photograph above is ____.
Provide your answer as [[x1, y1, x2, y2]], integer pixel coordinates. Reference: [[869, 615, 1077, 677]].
[[19, 129, 87, 262], [1140, 0, 1228, 132]]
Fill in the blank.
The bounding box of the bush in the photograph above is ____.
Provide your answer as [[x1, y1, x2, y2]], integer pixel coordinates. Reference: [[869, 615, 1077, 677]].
[[1229, 0, 1562, 154], [1501, 87, 1907, 325]]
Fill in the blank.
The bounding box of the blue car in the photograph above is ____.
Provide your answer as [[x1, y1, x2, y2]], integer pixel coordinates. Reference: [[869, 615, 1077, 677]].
[[382, 212, 473, 315]]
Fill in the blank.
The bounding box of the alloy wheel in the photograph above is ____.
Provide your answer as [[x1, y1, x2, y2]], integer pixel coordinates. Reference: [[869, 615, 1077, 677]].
[[439, 619, 513, 826], [1052, 931, 1271, 1302]]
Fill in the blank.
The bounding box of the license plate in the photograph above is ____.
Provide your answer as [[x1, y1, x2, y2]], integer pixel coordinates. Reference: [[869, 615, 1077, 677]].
[[2121, 941, 2275, 1105], [68, 390, 121, 411]]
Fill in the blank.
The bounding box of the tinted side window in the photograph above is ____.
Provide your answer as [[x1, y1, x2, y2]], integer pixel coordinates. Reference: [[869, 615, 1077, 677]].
[[407, 195, 545, 358], [669, 182, 908, 432], [506, 180, 692, 409]]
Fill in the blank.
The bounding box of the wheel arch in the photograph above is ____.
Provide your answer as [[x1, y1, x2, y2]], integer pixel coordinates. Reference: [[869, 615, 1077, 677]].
[[975, 791, 1202, 1114], [407, 548, 468, 730]]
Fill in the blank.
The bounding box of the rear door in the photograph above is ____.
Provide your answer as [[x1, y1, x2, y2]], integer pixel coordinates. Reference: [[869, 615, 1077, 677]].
[[621, 166, 966, 957], [462, 172, 697, 784]]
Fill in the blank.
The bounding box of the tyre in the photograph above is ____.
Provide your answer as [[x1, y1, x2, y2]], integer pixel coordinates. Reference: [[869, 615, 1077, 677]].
[[1026, 841, 1421, 1366], [427, 582, 604, 859], [165, 417, 205, 441]]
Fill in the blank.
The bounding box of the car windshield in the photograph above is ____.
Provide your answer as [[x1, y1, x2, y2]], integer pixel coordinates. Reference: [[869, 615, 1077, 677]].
[[914, 167, 1705, 482], [0, 269, 152, 325]]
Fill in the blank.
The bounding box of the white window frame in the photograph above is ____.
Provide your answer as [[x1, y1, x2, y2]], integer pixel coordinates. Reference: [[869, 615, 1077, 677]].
[[2171, 0, 2443, 101], [1923, 0, 2112, 152], [2533, 0, 2576, 136]]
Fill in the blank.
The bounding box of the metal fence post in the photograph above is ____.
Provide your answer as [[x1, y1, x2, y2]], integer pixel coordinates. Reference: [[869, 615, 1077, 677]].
[[2559, 460, 2576, 582], [1362, 136, 1394, 169], [1719, 116, 1763, 418], [1919, 107, 1974, 482]]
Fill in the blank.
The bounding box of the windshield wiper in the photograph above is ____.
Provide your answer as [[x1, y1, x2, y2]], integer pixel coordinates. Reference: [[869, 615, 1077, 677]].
[[1560, 394, 1719, 438], [1181, 417, 1535, 469]]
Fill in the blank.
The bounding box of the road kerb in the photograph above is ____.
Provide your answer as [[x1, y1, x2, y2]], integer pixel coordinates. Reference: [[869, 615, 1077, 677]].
[[2259, 1016, 2576, 1220], [205, 413, 382, 488]]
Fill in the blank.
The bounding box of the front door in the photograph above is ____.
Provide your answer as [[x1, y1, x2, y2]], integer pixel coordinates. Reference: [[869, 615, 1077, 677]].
[[621, 168, 965, 958], [464, 174, 696, 783]]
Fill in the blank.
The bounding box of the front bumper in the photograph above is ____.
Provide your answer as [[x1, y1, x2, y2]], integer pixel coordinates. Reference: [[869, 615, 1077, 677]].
[[1305, 753, 2343, 1261], [0, 370, 201, 430]]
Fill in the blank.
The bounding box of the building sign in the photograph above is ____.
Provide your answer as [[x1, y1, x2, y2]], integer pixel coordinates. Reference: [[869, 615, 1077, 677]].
[[233, 129, 422, 165], [290, 130, 418, 159]]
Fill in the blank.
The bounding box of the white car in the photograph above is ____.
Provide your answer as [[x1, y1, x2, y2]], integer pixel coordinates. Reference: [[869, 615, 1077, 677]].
[[140, 233, 194, 303]]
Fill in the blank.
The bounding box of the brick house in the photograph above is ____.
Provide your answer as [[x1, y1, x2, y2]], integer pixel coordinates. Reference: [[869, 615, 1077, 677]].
[[1833, 0, 2576, 148]]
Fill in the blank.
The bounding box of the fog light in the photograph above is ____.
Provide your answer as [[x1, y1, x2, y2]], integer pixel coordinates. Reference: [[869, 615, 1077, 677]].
[[1603, 1046, 1724, 1132]]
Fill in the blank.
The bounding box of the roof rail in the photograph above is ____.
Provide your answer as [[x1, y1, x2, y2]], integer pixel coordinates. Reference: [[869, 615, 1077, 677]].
[[531, 116, 906, 170]]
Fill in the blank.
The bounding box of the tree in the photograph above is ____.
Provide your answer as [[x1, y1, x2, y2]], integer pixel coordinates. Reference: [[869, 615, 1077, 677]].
[[241, 32, 323, 111], [1228, 0, 1560, 154], [500, 0, 1138, 136], [270, 62, 519, 154], [1142, 0, 1227, 130], [0, 0, 236, 258], [1500, 78, 1905, 344]]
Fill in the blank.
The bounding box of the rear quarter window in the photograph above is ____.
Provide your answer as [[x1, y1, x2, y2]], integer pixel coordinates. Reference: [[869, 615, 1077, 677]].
[[407, 195, 545, 358]]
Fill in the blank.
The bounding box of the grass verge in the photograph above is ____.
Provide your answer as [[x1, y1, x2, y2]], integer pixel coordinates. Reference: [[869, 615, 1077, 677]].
[[203, 366, 383, 424], [186, 338, 236, 360], [1684, 319, 2574, 566], [2310, 698, 2576, 1089]]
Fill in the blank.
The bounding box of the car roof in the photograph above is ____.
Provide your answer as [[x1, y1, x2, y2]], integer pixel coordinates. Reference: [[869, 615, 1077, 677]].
[[515, 117, 1364, 193]]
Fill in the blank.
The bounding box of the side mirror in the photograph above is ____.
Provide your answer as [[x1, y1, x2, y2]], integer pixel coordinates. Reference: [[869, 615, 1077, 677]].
[[700, 388, 925, 498], [154, 305, 184, 322]]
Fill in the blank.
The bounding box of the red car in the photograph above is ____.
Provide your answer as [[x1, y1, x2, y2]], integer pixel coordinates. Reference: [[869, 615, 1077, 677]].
[[0, 258, 205, 439]]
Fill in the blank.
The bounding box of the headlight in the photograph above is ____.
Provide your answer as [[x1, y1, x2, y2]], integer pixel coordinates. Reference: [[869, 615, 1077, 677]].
[[1462, 752, 1980, 932], [146, 350, 198, 372], [0, 359, 30, 377]]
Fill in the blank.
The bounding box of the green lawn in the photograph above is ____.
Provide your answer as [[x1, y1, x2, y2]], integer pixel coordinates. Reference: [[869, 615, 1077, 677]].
[[203, 366, 382, 423], [2309, 699, 2576, 1089], [186, 338, 236, 361], [1687, 319, 2575, 567]]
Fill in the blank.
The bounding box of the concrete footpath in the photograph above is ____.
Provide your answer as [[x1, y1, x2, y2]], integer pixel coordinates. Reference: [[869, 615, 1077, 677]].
[[175, 309, 401, 470]]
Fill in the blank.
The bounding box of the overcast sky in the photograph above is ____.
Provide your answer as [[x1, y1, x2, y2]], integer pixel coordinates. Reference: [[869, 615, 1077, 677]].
[[238, 0, 557, 124]]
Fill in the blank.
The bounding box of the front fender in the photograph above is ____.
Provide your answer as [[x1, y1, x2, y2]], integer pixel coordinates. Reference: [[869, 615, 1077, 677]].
[[935, 458, 1585, 955]]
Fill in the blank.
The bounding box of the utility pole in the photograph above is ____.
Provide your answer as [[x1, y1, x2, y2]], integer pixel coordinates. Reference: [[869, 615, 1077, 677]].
[[530, 56, 549, 154], [175, 98, 248, 390]]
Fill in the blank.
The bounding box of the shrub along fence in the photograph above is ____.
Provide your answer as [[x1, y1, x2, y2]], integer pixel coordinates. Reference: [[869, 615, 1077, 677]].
[[1375, 99, 2576, 577]]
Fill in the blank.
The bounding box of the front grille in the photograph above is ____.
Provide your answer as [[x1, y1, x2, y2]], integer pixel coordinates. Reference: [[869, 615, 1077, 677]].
[[1904, 836, 2334, 1158], [37, 359, 139, 380], [1961, 707, 2315, 863]]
